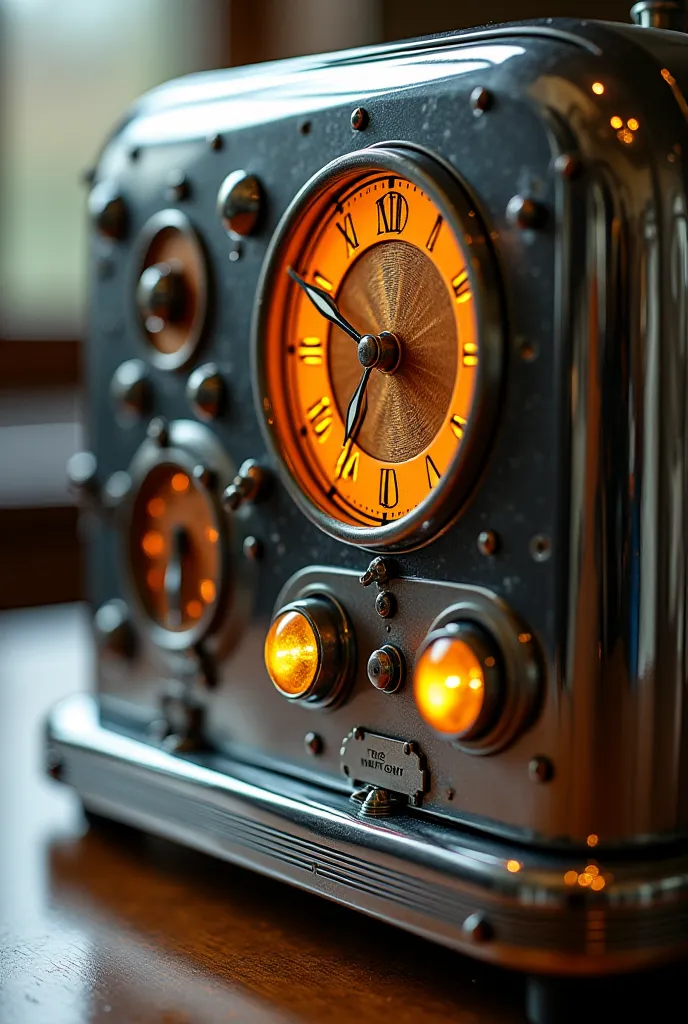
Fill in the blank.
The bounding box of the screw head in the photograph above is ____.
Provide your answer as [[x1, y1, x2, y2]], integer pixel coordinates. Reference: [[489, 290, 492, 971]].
[[186, 363, 225, 421], [110, 359, 150, 418], [208, 133, 223, 151], [506, 195, 547, 230], [530, 534, 552, 562], [554, 153, 583, 179], [304, 732, 323, 756], [375, 591, 396, 618], [166, 169, 190, 201], [217, 170, 263, 238], [528, 756, 554, 783], [350, 106, 369, 131], [470, 86, 493, 113], [477, 529, 499, 556], [462, 913, 494, 943], [242, 535, 262, 561], [89, 184, 126, 241], [147, 416, 169, 448]]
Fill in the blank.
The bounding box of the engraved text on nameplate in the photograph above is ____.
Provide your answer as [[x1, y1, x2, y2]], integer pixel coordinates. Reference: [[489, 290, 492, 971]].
[[340, 728, 428, 800]]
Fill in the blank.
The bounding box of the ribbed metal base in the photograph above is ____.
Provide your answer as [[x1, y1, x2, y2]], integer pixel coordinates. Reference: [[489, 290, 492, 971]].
[[46, 694, 688, 977]]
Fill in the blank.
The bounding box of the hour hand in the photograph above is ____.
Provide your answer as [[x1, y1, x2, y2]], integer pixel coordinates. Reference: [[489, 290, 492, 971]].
[[287, 267, 361, 343], [344, 366, 373, 444]]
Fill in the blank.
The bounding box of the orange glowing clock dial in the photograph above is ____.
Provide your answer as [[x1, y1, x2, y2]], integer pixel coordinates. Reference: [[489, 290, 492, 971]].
[[256, 147, 502, 548], [129, 463, 221, 634]]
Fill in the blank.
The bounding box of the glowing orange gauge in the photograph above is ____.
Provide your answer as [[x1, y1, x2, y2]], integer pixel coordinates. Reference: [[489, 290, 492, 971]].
[[256, 146, 502, 549], [129, 463, 221, 633]]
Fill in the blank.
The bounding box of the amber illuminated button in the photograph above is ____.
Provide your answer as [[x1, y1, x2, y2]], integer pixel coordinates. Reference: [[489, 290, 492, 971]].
[[264, 596, 353, 707], [413, 622, 502, 741]]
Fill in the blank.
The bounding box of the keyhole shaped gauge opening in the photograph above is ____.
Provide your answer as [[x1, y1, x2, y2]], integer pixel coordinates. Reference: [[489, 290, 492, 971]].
[[129, 463, 222, 636]]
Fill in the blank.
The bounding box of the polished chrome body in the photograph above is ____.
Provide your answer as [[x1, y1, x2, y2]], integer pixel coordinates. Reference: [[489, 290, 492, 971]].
[[52, 16, 688, 981], [47, 693, 688, 976]]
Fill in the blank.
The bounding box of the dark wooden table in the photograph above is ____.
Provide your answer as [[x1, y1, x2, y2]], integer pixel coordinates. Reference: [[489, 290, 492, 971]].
[[0, 604, 528, 1023]]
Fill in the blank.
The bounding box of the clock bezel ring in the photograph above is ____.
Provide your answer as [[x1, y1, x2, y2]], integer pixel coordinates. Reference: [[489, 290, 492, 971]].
[[252, 143, 505, 552]]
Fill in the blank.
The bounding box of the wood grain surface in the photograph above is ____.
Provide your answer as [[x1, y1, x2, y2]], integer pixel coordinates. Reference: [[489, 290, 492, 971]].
[[0, 605, 529, 1023]]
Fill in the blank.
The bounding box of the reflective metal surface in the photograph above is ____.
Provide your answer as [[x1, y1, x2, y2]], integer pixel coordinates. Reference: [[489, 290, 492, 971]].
[[48, 693, 688, 977]]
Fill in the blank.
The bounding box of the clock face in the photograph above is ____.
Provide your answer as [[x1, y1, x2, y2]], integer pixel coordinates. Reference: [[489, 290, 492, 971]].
[[255, 146, 502, 549]]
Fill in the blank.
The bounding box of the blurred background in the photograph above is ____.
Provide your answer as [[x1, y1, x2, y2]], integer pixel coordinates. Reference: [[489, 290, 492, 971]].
[[0, 0, 638, 611]]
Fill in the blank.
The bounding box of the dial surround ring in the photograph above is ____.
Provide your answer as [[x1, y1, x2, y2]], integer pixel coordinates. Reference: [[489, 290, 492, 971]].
[[253, 143, 504, 551], [120, 420, 253, 658]]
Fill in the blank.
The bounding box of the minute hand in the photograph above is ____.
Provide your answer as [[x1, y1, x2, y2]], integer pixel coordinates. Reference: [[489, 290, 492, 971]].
[[287, 267, 361, 343]]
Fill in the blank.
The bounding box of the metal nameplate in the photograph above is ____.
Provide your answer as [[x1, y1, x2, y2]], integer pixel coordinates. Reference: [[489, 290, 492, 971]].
[[340, 728, 428, 802]]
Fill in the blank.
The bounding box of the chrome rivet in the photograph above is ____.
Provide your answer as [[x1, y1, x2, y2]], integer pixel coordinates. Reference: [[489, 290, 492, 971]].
[[167, 169, 190, 201], [353, 726, 365, 741], [477, 530, 499, 556], [94, 600, 135, 660], [110, 359, 150, 418], [375, 590, 396, 618], [186, 363, 225, 421], [217, 170, 263, 238], [350, 106, 369, 131], [103, 471, 132, 508], [66, 450, 98, 496], [530, 534, 552, 562], [304, 732, 323, 756], [529, 756, 554, 783], [242, 535, 262, 561], [554, 153, 583, 179], [89, 184, 127, 241], [506, 195, 547, 230], [193, 465, 217, 490], [137, 262, 187, 332], [223, 459, 268, 511], [470, 86, 493, 114], [462, 913, 494, 943], [520, 340, 538, 362], [147, 416, 169, 448]]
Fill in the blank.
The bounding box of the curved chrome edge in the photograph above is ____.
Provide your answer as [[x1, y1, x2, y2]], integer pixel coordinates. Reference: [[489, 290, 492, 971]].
[[47, 694, 688, 977]]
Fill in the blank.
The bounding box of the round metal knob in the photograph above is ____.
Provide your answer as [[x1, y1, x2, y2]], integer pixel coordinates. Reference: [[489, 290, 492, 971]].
[[217, 170, 263, 238], [367, 645, 405, 694], [137, 262, 187, 332]]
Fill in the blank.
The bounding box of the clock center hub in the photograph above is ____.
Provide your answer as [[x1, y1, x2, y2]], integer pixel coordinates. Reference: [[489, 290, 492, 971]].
[[357, 331, 402, 374]]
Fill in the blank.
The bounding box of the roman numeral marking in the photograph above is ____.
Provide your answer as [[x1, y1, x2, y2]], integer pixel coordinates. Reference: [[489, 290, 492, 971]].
[[335, 213, 359, 257], [452, 269, 472, 303], [379, 467, 399, 509], [451, 414, 467, 440], [376, 191, 409, 235], [462, 342, 478, 367], [307, 396, 333, 443], [335, 439, 359, 481], [298, 337, 323, 365], [425, 214, 443, 252], [313, 272, 333, 291], [425, 455, 441, 489]]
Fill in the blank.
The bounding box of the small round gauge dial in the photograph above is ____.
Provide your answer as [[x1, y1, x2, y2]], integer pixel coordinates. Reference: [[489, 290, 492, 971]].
[[129, 463, 221, 633], [255, 145, 502, 550]]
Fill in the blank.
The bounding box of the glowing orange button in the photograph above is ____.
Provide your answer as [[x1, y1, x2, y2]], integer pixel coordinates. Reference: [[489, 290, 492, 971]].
[[414, 632, 487, 737], [265, 609, 320, 697]]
